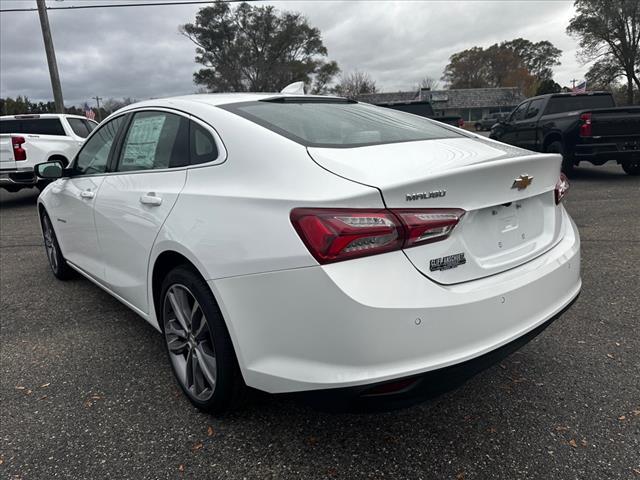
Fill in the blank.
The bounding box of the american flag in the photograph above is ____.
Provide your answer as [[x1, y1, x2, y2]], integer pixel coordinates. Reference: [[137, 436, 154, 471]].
[[572, 80, 587, 93], [84, 102, 96, 120]]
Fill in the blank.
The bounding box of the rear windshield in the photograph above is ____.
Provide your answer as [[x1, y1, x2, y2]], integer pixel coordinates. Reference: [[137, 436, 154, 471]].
[[545, 95, 615, 115], [220, 100, 462, 148], [0, 118, 65, 135]]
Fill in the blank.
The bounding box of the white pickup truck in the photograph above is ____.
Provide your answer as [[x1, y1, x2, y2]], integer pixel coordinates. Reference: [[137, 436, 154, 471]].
[[0, 114, 98, 192]]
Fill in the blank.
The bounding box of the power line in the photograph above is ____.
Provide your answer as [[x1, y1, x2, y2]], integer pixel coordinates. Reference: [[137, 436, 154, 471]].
[[0, 1, 250, 13]]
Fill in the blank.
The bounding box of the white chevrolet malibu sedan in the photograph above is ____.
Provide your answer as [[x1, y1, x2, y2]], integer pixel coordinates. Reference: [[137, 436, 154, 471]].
[[35, 94, 580, 412]]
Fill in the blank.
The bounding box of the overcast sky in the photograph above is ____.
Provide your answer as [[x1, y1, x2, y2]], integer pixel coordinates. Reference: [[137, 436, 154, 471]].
[[0, 0, 585, 106]]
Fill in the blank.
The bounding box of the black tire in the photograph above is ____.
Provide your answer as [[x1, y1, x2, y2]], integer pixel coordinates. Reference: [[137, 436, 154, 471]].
[[546, 140, 575, 176], [40, 210, 73, 280], [621, 161, 640, 176], [160, 265, 247, 414]]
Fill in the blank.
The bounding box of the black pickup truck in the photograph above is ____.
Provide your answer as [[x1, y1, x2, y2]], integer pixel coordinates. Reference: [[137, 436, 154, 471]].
[[490, 92, 640, 175], [374, 101, 465, 128]]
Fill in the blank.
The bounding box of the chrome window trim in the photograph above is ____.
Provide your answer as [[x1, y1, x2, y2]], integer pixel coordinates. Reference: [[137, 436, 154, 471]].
[[68, 106, 228, 178]]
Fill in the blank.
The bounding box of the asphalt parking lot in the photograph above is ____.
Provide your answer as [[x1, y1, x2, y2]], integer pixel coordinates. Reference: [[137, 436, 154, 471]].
[[1, 163, 638, 480]]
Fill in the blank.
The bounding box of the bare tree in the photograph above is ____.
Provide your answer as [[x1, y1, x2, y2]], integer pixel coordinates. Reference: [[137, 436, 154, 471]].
[[568, 0, 640, 104], [415, 75, 440, 91], [332, 71, 377, 98]]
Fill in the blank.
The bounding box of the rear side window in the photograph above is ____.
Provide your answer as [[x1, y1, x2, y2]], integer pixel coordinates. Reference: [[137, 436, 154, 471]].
[[221, 100, 461, 148], [67, 118, 96, 138], [117, 111, 189, 172], [0, 118, 65, 135], [190, 121, 218, 165], [545, 95, 615, 114]]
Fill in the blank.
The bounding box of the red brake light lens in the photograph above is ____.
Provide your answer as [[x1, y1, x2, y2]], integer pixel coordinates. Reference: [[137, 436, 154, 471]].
[[579, 112, 592, 137], [11, 136, 26, 161], [555, 172, 570, 204], [394, 209, 466, 247], [290, 209, 403, 264], [291, 207, 465, 264]]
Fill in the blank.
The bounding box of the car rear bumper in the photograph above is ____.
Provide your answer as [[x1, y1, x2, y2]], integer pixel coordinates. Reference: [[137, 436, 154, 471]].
[[299, 292, 579, 412], [574, 141, 640, 164], [0, 167, 37, 186], [211, 208, 581, 395]]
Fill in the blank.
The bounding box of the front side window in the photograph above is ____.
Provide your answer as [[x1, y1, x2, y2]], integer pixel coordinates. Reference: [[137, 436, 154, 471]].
[[510, 102, 530, 122], [525, 99, 545, 119], [74, 115, 126, 175], [221, 100, 462, 148], [67, 118, 96, 138], [116, 111, 189, 172]]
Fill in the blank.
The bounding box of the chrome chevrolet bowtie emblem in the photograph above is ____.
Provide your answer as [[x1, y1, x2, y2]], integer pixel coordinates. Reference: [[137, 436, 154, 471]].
[[512, 174, 534, 190]]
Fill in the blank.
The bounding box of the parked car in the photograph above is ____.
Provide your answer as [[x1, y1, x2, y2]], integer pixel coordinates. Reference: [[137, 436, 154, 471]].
[[474, 112, 509, 131], [489, 92, 640, 175], [0, 113, 97, 192], [35, 94, 581, 413], [374, 100, 465, 128]]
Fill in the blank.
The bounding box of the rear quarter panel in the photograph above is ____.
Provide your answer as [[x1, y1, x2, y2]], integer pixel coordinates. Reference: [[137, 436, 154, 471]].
[[147, 102, 382, 327]]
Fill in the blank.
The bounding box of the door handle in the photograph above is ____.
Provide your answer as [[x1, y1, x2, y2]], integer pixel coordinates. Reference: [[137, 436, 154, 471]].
[[79, 190, 95, 199], [140, 193, 162, 206]]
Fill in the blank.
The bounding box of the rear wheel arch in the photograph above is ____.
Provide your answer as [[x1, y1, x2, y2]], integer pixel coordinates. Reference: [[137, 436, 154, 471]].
[[151, 250, 214, 331]]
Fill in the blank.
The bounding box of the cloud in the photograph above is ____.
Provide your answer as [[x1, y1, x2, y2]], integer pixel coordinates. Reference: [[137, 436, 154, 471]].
[[0, 0, 583, 106]]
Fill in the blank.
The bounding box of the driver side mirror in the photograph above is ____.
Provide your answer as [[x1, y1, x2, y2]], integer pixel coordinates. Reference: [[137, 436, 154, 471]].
[[35, 160, 64, 179]]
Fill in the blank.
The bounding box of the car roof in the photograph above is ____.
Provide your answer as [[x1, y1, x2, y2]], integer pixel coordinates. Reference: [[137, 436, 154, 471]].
[[117, 93, 348, 112], [524, 91, 612, 102], [0, 113, 89, 120]]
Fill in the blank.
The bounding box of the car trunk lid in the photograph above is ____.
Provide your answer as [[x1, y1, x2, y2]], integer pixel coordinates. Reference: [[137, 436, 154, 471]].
[[307, 137, 565, 284]]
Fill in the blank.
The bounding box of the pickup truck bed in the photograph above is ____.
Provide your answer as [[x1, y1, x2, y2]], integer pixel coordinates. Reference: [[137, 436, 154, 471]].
[[574, 107, 640, 164]]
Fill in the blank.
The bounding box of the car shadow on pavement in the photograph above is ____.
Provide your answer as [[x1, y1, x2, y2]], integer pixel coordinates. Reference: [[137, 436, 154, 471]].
[[0, 188, 40, 208], [570, 163, 635, 180]]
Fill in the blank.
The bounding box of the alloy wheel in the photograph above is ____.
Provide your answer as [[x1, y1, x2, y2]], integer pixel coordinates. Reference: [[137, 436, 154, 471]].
[[42, 215, 59, 273], [163, 284, 217, 401]]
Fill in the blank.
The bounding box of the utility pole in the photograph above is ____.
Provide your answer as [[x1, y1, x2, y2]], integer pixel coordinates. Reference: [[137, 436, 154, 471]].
[[36, 0, 64, 113], [92, 96, 103, 121], [570, 78, 578, 89]]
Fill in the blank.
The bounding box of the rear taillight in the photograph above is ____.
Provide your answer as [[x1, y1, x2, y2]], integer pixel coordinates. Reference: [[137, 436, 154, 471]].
[[579, 112, 592, 137], [11, 136, 26, 161], [457, 118, 465, 128], [555, 173, 570, 204], [290, 209, 403, 263], [290, 207, 465, 264], [394, 209, 466, 247]]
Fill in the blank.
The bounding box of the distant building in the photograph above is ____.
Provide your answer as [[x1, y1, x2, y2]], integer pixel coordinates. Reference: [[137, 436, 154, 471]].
[[357, 87, 525, 121]]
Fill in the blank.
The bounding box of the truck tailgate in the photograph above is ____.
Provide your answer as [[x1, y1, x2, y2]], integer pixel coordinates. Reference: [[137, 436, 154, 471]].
[[590, 107, 640, 137], [0, 135, 16, 170]]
